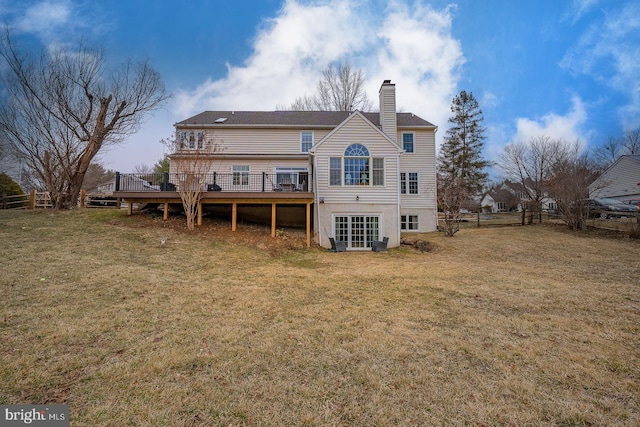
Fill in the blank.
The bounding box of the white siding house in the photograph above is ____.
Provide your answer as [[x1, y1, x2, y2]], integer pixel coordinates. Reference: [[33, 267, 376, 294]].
[[171, 80, 438, 249], [589, 155, 640, 200]]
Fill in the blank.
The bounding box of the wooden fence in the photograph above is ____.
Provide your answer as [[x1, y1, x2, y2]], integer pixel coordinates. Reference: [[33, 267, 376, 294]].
[[454, 211, 639, 233], [1, 190, 121, 210], [1, 193, 29, 209]]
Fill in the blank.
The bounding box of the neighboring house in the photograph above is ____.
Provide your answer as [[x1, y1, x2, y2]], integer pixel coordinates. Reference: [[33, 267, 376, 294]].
[[481, 180, 557, 213], [171, 80, 437, 250], [589, 155, 640, 200]]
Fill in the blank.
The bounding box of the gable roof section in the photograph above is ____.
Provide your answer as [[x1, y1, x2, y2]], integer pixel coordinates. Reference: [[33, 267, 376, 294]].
[[589, 154, 640, 193], [175, 110, 435, 129], [308, 110, 403, 154]]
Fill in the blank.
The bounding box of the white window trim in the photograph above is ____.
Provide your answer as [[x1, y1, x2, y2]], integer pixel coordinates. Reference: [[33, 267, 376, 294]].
[[332, 214, 382, 250], [232, 165, 250, 186], [273, 167, 309, 190], [300, 131, 314, 153], [402, 132, 415, 153], [401, 171, 420, 195], [401, 214, 419, 231], [329, 153, 385, 187]]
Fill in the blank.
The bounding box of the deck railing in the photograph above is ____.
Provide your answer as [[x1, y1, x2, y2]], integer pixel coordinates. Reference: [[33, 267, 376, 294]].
[[114, 172, 313, 193]]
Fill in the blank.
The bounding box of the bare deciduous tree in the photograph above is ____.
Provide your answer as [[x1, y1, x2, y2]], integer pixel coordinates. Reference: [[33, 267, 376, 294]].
[[546, 143, 600, 230], [281, 60, 372, 111], [0, 29, 168, 209], [499, 136, 570, 223], [163, 134, 218, 230], [620, 127, 640, 155], [593, 127, 640, 168]]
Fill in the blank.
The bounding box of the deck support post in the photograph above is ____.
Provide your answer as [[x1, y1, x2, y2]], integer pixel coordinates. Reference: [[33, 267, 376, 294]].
[[271, 203, 277, 237], [306, 202, 311, 248], [163, 202, 168, 220], [197, 202, 202, 226], [232, 203, 237, 231]]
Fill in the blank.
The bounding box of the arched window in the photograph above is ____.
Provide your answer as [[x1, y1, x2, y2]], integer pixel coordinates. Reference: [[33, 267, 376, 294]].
[[344, 144, 369, 157], [344, 144, 370, 185], [330, 144, 384, 186]]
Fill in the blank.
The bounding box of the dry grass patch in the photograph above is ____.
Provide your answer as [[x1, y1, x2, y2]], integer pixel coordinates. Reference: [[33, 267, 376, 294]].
[[1, 209, 639, 426]]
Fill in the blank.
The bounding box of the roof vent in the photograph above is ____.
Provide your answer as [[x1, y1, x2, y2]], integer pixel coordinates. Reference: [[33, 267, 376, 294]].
[[214, 117, 228, 123]]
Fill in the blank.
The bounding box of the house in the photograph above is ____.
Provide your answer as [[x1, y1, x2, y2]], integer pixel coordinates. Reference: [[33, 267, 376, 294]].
[[481, 180, 557, 213], [589, 155, 640, 201], [118, 80, 437, 250]]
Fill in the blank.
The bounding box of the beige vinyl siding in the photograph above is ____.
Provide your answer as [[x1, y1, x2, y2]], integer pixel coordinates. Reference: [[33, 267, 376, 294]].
[[314, 114, 400, 205], [589, 156, 640, 198], [398, 128, 437, 209], [172, 158, 310, 176], [379, 84, 397, 142], [176, 127, 331, 155], [170, 158, 310, 194]]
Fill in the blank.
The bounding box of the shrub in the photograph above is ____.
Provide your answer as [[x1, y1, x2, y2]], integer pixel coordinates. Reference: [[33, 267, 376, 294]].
[[0, 173, 23, 197]]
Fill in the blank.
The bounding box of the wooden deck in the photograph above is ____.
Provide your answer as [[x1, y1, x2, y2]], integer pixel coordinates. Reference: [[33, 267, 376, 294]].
[[114, 190, 315, 247]]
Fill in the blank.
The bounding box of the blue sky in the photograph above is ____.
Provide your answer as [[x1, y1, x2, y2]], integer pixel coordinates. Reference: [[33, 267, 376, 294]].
[[1, 0, 639, 175]]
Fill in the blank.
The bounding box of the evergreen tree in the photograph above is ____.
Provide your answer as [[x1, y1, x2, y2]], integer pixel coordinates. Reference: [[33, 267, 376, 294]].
[[437, 90, 490, 236], [153, 155, 170, 174]]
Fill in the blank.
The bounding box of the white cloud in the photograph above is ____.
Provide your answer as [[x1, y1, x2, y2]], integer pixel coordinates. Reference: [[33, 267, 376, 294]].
[[561, 1, 640, 131], [480, 91, 499, 109], [172, 0, 464, 148], [564, 0, 602, 24], [14, 0, 71, 36], [369, 1, 463, 145], [173, 0, 372, 118], [511, 96, 588, 146]]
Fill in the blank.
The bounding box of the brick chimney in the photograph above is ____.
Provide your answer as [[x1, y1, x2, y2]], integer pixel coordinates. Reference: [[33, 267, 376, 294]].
[[379, 80, 397, 143]]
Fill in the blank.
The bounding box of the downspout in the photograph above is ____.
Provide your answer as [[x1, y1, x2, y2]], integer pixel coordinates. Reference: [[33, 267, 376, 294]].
[[434, 126, 439, 230], [313, 153, 322, 248], [397, 152, 402, 247]]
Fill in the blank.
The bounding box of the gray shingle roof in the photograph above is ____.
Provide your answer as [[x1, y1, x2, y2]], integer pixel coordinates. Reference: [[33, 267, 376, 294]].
[[176, 110, 435, 128]]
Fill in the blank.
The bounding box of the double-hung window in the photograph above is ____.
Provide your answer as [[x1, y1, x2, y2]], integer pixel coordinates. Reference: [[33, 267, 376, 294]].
[[402, 133, 414, 153], [330, 158, 342, 186], [301, 131, 313, 153], [401, 172, 419, 194], [330, 144, 384, 186], [197, 131, 204, 149], [401, 215, 419, 230], [232, 165, 249, 186], [372, 158, 384, 186]]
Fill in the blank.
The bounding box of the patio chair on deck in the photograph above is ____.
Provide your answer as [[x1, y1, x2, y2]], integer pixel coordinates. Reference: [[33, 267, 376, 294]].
[[372, 236, 389, 252], [329, 237, 346, 252]]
